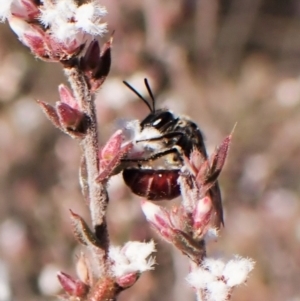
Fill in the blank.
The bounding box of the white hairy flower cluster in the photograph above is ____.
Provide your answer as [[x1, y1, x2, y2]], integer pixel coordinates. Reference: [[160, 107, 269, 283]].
[[0, 0, 15, 22], [39, 0, 107, 42], [0, 0, 107, 43], [109, 241, 156, 278], [186, 256, 255, 301]]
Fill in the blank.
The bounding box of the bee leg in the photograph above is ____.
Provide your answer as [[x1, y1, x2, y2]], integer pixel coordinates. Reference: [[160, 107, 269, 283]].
[[121, 147, 181, 163]]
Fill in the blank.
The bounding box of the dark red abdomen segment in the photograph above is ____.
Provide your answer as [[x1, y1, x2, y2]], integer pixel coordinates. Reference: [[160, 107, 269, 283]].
[[123, 169, 181, 201]]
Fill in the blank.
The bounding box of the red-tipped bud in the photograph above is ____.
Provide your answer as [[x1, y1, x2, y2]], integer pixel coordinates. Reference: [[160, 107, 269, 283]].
[[193, 196, 213, 231], [97, 130, 133, 182], [56, 102, 87, 133], [116, 272, 138, 288], [57, 271, 88, 297], [141, 201, 175, 241], [9, 17, 44, 47], [58, 84, 80, 110], [9, 16, 85, 62], [11, 0, 40, 20], [141, 201, 170, 228], [100, 130, 124, 162]]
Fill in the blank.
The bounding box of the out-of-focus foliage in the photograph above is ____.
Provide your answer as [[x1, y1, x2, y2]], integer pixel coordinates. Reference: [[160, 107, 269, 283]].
[[1, 0, 300, 300]]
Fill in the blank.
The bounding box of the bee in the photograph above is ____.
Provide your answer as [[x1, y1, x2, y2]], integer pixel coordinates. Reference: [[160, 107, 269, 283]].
[[122, 79, 223, 227]]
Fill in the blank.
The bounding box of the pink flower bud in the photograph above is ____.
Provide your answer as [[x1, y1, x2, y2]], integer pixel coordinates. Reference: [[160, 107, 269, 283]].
[[100, 130, 123, 162], [57, 271, 88, 297], [97, 130, 133, 182], [11, 0, 39, 20], [56, 102, 87, 133], [58, 84, 80, 110], [193, 196, 213, 230], [116, 272, 138, 288], [97, 142, 133, 182], [141, 201, 175, 240], [9, 16, 44, 48], [9, 16, 85, 62], [141, 201, 170, 229]]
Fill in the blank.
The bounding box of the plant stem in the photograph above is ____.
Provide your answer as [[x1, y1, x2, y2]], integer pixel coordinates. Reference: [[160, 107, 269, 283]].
[[64, 66, 109, 257]]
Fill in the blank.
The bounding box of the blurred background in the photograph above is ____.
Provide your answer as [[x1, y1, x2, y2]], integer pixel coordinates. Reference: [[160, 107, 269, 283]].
[[1, 0, 300, 300]]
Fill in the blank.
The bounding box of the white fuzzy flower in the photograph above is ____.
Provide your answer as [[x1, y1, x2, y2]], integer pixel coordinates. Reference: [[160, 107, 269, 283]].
[[122, 241, 156, 263], [206, 280, 230, 301], [109, 241, 156, 278], [187, 256, 254, 301], [0, 0, 14, 22], [39, 0, 107, 42], [39, 0, 77, 26], [223, 256, 255, 287], [202, 258, 225, 277], [187, 267, 229, 301], [54, 22, 84, 44], [75, 3, 107, 35], [186, 267, 215, 289], [55, 0, 78, 19]]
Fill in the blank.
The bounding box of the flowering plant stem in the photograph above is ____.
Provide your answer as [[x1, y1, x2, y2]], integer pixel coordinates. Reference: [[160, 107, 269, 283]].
[[65, 65, 109, 261]]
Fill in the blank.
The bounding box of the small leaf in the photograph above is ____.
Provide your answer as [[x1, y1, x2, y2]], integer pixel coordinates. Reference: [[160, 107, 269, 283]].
[[206, 133, 232, 185], [93, 38, 112, 79], [90, 35, 113, 91], [36, 99, 61, 128], [172, 230, 206, 264], [69, 210, 100, 247], [80, 40, 101, 71]]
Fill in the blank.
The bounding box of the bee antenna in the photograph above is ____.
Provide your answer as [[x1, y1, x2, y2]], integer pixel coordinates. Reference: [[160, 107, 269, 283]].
[[123, 80, 153, 112], [144, 78, 156, 112]]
